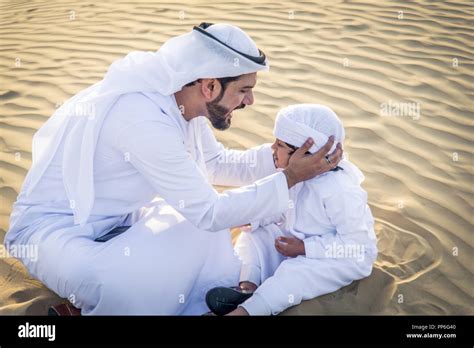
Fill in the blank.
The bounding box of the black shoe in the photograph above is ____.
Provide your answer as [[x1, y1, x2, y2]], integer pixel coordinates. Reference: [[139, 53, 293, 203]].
[[205, 286, 253, 316], [48, 303, 81, 316]]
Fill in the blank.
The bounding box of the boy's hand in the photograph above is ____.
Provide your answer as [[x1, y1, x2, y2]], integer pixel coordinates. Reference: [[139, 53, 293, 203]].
[[275, 236, 305, 257]]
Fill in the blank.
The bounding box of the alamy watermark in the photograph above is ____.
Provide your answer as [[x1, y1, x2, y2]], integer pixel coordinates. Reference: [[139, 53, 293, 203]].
[[217, 151, 258, 168], [55, 101, 96, 120], [18, 322, 55, 341], [380, 100, 420, 120], [324, 242, 366, 261], [1, 243, 38, 262]]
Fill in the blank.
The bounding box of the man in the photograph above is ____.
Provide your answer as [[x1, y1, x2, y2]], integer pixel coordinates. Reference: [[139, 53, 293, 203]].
[[4, 23, 342, 315]]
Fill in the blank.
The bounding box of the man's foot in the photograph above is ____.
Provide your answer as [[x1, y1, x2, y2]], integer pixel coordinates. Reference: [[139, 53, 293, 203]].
[[48, 303, 81, 316], [205, 286, 254, 316]]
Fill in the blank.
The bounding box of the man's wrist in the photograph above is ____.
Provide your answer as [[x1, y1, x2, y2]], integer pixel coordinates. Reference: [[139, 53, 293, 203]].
[[300, 241, 306, 256], [283, 169, 297, 188]]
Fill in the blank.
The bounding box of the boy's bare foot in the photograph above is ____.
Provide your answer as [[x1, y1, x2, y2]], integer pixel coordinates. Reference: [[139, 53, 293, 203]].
[[225, 306, 249, 316], [239, 281, 257, 292]]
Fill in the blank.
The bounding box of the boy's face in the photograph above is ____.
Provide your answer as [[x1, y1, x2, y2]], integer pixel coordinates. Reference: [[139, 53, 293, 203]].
[[271, 139, 294, 168]]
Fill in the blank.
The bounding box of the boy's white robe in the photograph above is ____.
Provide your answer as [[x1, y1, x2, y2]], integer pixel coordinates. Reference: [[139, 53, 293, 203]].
[[235, 104, 378, 315], [236, 169, 378, 315], [4, 92, 289, 315]]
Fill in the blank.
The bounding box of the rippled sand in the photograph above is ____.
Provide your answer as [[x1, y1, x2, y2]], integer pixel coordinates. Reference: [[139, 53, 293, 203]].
[[0, 0, 472, 315]]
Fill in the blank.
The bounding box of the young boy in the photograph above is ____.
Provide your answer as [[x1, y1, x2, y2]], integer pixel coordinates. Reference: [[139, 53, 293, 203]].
[[205, 104, 378, 315]]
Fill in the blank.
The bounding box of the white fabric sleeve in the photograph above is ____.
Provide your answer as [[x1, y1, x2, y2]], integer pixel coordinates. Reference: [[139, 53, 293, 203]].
[[248, 213, 285, 232], [116, 120, 290, 232], [303, 188, 375, 259], [240, 293, 273, 316], [199, 121, 278, 186]]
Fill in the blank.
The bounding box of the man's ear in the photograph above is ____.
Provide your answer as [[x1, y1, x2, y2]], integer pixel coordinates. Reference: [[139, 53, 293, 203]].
[[200, 79, 221, 101]]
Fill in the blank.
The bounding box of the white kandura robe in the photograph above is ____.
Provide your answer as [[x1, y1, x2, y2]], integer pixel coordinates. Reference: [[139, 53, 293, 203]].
[[235, 165, 378, 315], [5, 92, 289, 315]]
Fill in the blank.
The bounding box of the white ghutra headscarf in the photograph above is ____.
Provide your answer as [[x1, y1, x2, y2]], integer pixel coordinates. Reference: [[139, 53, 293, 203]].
[[274, 104, 343, 155], [24, 23, 269, 226]]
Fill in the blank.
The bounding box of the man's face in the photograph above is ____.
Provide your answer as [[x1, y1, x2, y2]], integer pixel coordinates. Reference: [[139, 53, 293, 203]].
[[206, 73, 256, 130]]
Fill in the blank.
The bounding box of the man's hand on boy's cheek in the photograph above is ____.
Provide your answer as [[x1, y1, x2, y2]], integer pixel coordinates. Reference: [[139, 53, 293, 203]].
[[275, 236, 305, 257]]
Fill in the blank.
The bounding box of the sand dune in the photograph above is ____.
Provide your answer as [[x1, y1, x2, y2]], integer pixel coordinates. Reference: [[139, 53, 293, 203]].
[[0, 0, 472, 315]]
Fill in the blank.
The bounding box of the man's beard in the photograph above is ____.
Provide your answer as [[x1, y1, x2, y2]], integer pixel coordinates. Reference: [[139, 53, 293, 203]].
[[206, 99, 246, 131]]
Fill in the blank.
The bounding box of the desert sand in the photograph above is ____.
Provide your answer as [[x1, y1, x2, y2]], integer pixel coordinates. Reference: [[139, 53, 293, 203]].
[[0, 0, 472, 315]]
